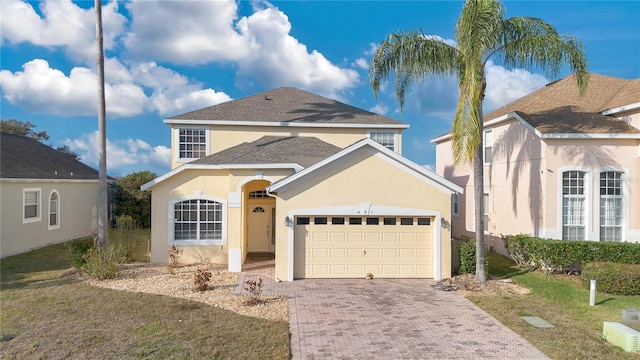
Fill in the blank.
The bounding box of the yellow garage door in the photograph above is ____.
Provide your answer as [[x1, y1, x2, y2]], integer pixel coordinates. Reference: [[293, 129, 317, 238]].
[[294, 216, 433, 279]]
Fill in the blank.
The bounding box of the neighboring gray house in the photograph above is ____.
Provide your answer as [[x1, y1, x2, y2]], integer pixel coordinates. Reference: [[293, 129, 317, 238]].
[[0, 132, 110, 258]]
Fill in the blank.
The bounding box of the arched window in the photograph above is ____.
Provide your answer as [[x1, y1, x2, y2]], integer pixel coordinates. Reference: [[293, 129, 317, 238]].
[[252, 206, 265, 213], [49, 191, 59, 229], [173, 199, 223, 242]]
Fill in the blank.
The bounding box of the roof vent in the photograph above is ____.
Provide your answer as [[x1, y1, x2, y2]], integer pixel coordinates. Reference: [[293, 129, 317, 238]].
[[265, 95, 272, 100], [54, 170, 58, 175]]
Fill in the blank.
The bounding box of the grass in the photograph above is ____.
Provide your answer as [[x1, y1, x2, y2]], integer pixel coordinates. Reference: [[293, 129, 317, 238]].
[[469, 252, 640, 360], [0, 233, 290, 359]]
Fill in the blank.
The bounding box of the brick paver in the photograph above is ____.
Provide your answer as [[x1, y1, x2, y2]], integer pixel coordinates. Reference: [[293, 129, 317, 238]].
[[237, 260, 549, 360]]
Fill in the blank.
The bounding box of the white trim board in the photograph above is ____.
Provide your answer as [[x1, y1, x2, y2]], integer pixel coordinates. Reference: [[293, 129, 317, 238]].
[[165, 119, 409, 129]]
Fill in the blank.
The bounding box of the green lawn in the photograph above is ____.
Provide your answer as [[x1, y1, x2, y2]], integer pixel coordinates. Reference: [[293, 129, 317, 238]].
[[0, 235, 289, 360], [469, 252, 640, 360]]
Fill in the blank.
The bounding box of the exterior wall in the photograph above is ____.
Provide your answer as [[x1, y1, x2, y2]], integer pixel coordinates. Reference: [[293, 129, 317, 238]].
[[435, 118, 640, 247], [148, 168, 290, 264], [0, 180, 98, 258], [619, 110, 640, 131], [273, 150, 453, 281], [169, 124, 403, 169], [542, 138, 640, 242]]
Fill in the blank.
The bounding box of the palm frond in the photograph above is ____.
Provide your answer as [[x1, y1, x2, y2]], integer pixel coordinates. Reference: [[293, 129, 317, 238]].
[[369, 30, 461, 110]]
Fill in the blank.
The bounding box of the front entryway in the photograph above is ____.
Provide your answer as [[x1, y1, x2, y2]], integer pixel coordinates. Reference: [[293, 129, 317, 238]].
[[248, 205, 273, 252]]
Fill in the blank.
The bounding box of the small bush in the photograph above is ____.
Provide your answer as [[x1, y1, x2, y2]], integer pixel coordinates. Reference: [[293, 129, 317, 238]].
[[168, 245, 183, 268], [458, 240, 488, 276], [581, 262, 640, 295], [243, 278, 264, 306], [109, 214, 139, 262], [66, 237, 94, 269], [82, 244, 128, 280], [193, 267, 212, 292]]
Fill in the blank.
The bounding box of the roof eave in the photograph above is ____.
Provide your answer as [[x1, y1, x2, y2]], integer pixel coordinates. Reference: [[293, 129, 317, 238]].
[[601, 101, 640, 116], [163, 119, 409, 129]]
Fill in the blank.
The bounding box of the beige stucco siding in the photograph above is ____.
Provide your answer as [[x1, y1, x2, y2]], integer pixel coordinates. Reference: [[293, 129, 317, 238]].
[[169, 125, 403, 169], [1, 181, 98, 258], [273, 150, 452, 281], [148, 168, 291, 264]]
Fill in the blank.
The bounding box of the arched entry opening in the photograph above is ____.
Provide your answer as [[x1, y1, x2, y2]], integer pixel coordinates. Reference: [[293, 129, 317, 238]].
[[242, 180, 276, 259]]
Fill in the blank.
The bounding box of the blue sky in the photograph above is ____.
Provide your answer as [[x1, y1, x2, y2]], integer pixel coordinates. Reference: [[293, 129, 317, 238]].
[[1, 0, 639, 177]]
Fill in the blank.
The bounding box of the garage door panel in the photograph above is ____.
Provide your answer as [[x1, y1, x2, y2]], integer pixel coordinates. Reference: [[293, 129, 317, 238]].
[[295, 216, 434, 279]]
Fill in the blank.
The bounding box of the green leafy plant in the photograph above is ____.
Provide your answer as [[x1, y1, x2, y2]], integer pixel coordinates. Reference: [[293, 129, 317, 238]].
[[82, 243, 128, 280], [458, 240, 488, 276], [581, 262, 640, 295], [193, 267, 212, 292], [243, 278, 264, 306], [66, 236, 94, 269]]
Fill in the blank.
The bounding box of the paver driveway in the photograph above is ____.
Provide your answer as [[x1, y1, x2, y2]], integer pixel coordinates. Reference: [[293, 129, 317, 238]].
[[238, 262, 549, 360]]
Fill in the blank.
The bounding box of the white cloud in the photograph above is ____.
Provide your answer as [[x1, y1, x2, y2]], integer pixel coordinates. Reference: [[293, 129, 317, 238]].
[[129, 62, 232, 116], [353, 58, 369, 70], [63, 131, 171, 176], [483, 60, 548, 113], [369, 103, 389, 115], [0, 59, 147, 117], [0, 0, 127, 63], [124, 0, 359, 98]]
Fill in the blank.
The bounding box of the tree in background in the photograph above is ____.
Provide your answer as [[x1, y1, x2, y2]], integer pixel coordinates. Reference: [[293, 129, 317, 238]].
[[369, 0, 588, 282], [1, 119, 50, 141], [1, 119, 81, 160], [114, 170, 156, 228]]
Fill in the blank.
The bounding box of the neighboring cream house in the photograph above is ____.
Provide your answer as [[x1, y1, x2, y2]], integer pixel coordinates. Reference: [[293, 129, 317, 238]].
[[142, 87, 462, 281], [432, 74, 640, 252], [0, 132, 103, 258]]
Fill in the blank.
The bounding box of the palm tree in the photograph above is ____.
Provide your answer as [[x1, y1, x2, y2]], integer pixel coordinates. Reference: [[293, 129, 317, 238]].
[[95, 0, 108, 248], [369, 0, 588, 282]]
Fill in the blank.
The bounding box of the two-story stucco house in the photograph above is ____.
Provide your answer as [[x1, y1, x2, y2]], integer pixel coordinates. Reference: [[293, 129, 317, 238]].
[[0, 132, 110, 258], [432, 74, 640, 252], [142, 87, 462, 281]]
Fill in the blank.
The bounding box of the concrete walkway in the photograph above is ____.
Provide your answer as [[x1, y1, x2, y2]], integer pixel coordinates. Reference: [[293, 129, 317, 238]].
[[237, 260, 549, 360]]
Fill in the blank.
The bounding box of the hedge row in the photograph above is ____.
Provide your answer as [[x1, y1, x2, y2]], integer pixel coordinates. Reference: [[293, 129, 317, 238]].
[[581, 262, 640, 296], [504, 234, 640, 275], [458, 240, 488, 276]]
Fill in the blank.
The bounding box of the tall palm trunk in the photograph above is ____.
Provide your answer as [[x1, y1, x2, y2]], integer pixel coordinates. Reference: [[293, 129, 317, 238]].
[[95, 0, 108, 248], [475, 75, 487, 282]]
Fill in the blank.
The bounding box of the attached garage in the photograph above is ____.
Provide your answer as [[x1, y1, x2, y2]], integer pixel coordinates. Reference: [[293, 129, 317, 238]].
[[294, 216, 434, 279]]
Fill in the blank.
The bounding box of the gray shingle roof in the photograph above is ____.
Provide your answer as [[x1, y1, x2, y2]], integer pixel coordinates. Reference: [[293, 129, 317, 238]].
[[190, 136, 342, 168], [168, 87, 406, 126], [1, 132, 100, 180], [485, 74, 640, 134]]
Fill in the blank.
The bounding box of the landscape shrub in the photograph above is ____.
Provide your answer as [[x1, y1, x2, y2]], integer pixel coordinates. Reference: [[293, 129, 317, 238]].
[[458, 240, 488, 276], [193, 267, 212, 292], [82, 243, 128, 280], [504, 234, 640, 275], [66, 236, 94, 269], [581, 262, 640, 295], [108, 214, 139, 262]]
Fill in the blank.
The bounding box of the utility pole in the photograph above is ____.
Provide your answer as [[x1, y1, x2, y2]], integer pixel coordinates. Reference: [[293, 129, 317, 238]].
[[95, 0, 108, 248]]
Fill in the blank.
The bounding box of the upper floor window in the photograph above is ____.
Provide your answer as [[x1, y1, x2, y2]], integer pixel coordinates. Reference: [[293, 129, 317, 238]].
[[49, 191, 60, 229], [452, 193, 459, 216], [23, 188, 41, 223], [483, 129, 493, 164], [178, 128, 207, 160], [562, 171, 586, 240], [370, 131, 396, 152], [599, 171, 623, 241]]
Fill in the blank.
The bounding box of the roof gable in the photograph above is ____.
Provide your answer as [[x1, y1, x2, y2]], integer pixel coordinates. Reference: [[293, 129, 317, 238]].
[[167, 87, 406, 127], [0, 132, 100, 180], [268, 138, 463, 195]]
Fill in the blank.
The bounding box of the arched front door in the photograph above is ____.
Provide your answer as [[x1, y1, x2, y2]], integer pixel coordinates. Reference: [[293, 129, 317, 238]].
[[248, 205, 272, 252]]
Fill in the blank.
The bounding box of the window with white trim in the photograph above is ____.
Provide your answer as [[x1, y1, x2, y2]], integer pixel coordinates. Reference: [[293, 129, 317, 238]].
[[178, 128, 207, 160], [483, 129, 493, 164], [370, 131, 396, 152], [562, 171, 586, 240], [23, 188, 40, 223], [174, 199, 223, 243], [49, 191, 59, 229], [599, 171, 623, 241]]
